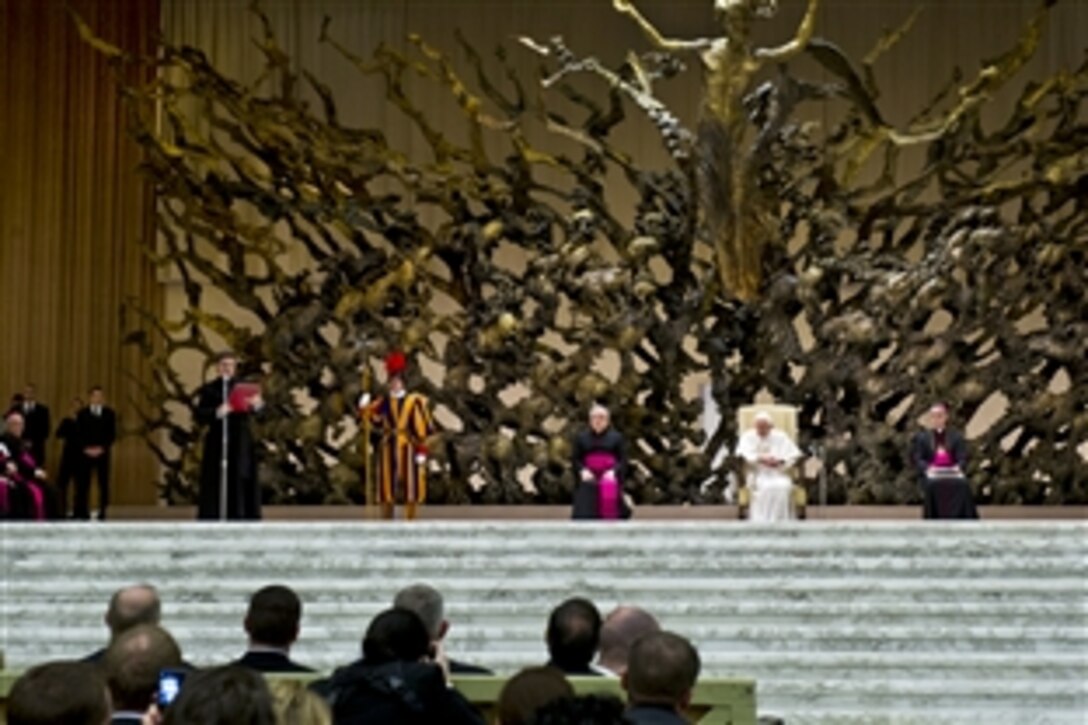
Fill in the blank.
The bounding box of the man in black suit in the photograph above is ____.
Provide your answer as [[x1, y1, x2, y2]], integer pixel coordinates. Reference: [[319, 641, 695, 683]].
[[85, 585, 162, 664], [909, 402, 967, 483], [232, 585, 313, 673], [16, 383, 50, 467], [394, 583, 493, 675], [102, 624, 184, 724], [623, 631, 701, 725], [75, 385, 117, 521], [545, 597, 604, 676], [54, 396, 85, 517]]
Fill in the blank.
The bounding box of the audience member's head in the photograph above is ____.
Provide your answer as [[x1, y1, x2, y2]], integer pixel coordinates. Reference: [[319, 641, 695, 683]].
[[529, 694, 627, 725], [597, 605, 661, 676], [545, 597, 602, 673], [623, 631, 701, 711], [106, 584, 162, 639], [163, 665, 276, 725], [361, 607, 432, 665], [269, 679, 332, 725], [103, 624, 183, 714], [245, 584, 303, 649], [8, 661, 111, 725], [394, 583, 448, 641], [497, 666, 574, 725]]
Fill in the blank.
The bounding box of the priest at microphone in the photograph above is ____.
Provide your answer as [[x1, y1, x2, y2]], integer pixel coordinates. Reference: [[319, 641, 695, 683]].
[[195, 351, 264, 521]]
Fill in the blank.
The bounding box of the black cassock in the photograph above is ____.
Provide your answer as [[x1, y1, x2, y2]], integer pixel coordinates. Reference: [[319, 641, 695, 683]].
[[570, 427, 631, 520], [195, 378, 262, 520]]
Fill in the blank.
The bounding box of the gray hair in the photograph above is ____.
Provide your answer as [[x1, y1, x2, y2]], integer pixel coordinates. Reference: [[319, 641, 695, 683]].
[[589, 404, 610, 419], [393, 584, 445, 639]]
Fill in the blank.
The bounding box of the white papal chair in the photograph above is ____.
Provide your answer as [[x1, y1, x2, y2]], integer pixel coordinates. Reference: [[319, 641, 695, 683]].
[[735, 403, 807, 520]]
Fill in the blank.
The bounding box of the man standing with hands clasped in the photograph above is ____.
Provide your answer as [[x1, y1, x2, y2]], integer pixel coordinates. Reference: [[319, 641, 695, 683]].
[[74, 386, 116, 521]]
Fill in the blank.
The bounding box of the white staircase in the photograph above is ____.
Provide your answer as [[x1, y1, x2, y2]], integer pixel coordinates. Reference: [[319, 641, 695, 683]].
[[2, 521, 1086, 723]]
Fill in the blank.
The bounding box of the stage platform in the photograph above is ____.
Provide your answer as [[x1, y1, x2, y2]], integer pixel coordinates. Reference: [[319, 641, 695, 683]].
[[104, 504, 1088, 521], [2, 520, 1086, 723]]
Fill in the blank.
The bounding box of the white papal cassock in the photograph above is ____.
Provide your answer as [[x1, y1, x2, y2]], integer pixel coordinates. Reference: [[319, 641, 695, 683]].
[[735, 428, 802, 522]]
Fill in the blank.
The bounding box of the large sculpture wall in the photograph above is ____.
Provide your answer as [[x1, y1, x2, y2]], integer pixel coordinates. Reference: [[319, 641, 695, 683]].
[[81, 0, 1086, 506]]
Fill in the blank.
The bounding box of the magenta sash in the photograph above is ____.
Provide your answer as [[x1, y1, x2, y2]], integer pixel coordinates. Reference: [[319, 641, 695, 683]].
[[583, 451, 619, 520], [933, 448, 955, 467]]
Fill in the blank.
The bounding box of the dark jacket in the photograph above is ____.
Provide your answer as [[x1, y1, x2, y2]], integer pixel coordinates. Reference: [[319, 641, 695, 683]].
[[311, 659, 483, 725], [910, 428, 967, 479], [545, 660, 603, 677], [76, 406, 117, 450], [232, 649, 313, 673], [448, 658, 492, 676], [625, 703, 690, 724]]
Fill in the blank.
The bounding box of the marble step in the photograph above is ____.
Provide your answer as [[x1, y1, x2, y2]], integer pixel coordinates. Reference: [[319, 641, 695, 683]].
[[7, 521, 1085, 546], [756, 676, 1087, 708], [3, 521, 1085, 724], [11, 600, 1079, 629], [11, 556, 1086, 579], [759, 710, 1084, 725], [8, 578, 1085, 606]]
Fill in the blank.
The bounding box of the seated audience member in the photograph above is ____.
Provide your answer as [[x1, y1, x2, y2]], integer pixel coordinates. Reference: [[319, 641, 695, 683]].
[[394, 582, 492, 674], [622, 631, 701, 725], [163, 665, 277, 725], [232, 584, 313, 672], [529, 694, 627, 725], [8, 660, 112, 725], [103, 624, 184, 724], [596, 606, 661, 677], [496, 666, 573, 725], [311, 608, 484, 725], [269, 679, 333, 725], [1, 410, 54, 520], [86, 584, 162, 662], [545, 597, 603, 676]]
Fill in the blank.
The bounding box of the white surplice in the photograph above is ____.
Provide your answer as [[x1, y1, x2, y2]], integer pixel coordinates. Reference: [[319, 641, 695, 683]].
[[735, 428, 802, 522]]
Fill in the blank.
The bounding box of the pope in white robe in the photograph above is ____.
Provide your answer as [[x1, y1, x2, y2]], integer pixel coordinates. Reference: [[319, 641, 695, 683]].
[[735, 412, 802, 522]]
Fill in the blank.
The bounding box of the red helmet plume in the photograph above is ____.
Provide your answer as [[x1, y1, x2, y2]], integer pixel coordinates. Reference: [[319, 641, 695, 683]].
[[384, 351, 407, 377]]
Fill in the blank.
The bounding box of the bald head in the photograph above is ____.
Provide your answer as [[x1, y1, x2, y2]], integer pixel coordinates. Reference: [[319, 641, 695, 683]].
[[597, 606, 661, 675], [106, 585, 161, 638]]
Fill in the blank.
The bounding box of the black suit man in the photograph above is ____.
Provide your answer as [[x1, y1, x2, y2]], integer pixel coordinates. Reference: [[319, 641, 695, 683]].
[[75, 386, 117, 521], [231, 585, 313, 673], [17, 384, 51, 467]]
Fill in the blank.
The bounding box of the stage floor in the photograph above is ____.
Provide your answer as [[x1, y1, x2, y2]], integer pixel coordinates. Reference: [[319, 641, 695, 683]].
[[103, 504, 1088, 521]]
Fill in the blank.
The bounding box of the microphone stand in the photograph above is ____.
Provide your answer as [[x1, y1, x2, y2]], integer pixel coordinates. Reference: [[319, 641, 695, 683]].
[[220, 376, 229, 522]]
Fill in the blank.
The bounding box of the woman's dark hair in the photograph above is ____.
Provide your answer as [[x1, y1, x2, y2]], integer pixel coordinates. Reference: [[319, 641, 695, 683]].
[[362, 608, 432, 665], [163, 665, 276, 725]]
